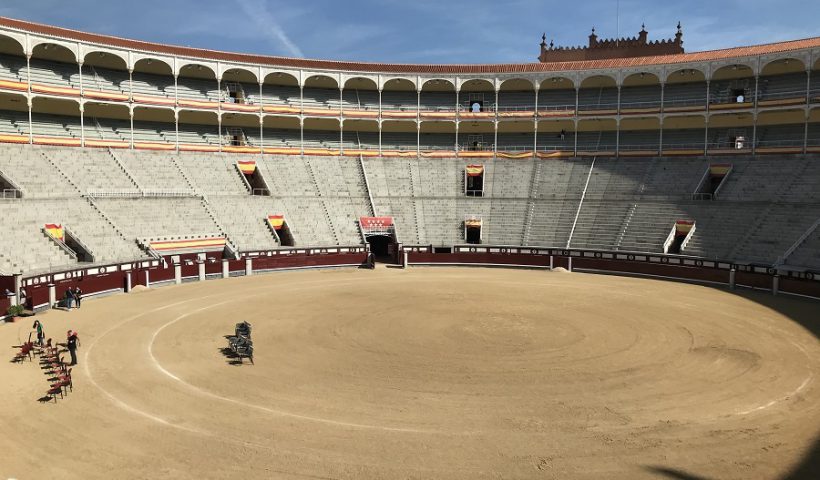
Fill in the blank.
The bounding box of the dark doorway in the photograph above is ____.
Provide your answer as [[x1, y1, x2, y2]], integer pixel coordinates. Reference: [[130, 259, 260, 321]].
[[367, 235, 394, 262]]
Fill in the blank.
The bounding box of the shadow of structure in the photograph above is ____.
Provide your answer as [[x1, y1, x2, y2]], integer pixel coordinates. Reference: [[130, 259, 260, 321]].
[[644, 288, 819, 480]]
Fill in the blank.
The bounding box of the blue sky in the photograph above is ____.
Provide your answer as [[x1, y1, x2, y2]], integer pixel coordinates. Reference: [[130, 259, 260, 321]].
[[1, 0, 818, 64]]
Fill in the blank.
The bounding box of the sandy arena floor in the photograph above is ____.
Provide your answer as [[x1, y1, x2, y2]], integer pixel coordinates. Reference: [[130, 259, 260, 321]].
[[1, 266, 819, 479]]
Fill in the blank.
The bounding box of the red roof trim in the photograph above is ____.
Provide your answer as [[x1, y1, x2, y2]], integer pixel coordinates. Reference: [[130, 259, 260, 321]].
[[1, 16, 818, 74]]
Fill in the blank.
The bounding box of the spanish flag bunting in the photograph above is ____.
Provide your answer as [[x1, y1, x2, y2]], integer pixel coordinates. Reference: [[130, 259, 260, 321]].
[[238, 160, 256, 175], [465, 219, 482, 228], [267, 215, 285, 230], [45, 224, 64, 241], [466, 164, 484, 176]]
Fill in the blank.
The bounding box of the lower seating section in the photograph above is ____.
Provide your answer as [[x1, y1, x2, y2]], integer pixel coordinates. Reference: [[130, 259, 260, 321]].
[[0, 143, 819, 274]]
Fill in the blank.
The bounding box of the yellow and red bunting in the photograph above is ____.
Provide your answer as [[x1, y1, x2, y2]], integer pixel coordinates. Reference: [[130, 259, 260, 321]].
[[710, 164, 732, 176], [149, 237, 226, 252], [675, 220, 695, 234], [464, 219, 482, 228], [465, 164, 484, 177], [237, 160, 256, 175], [267, 215, 285, 230], [45, 224, 64, 241]]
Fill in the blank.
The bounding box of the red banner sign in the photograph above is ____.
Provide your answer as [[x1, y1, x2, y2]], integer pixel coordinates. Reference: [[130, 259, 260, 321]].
[[360, 217, 394, 229]]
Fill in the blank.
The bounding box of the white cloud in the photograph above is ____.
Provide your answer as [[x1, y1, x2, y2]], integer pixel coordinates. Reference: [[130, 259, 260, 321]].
[[234, 0, 303, 57]]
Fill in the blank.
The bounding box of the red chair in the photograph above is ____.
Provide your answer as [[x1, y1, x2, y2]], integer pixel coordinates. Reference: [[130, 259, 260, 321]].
[[51, 367, 72, 394], [14, 342, 33, 363]]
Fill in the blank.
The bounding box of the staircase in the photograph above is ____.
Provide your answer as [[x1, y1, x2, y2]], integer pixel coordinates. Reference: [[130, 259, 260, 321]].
[[522, 158, 543, 245], [107, 148, 142, 192]]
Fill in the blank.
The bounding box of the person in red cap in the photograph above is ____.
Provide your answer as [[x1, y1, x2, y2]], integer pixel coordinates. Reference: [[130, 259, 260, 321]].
[[66, 330, 80, 366]]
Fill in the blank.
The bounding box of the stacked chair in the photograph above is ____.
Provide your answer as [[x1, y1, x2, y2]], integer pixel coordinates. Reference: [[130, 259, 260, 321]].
[[37, 338, 74, 402], [227, 321, 254, 364]]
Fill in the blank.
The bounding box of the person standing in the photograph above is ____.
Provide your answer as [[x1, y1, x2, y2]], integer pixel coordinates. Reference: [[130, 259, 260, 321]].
[[64, 288, 74, 310], [32, 320, 44, 346], [74, 287, 83, 309], [66, 330, 80, 366]]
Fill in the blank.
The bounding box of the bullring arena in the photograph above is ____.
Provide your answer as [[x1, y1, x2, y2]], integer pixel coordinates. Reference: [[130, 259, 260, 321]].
[[1, 9, 820, 480], [2, 266, 820, 479]]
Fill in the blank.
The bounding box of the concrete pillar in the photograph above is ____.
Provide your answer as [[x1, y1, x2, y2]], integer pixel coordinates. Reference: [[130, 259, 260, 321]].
[[222, 259, 230, 279], [245, 257, 253, 276], [48, 284, 56, 309], [13, 273, 22, 301], [402, 251, 408, 268], [549, 255, 554, 270], [174, 263, 182, 285], [144, 270, 150, 289], [772, 274, 780, 296], [125, 272, 132, 293], [729, 268, 736, 290], [567, 256, 573, 272], [198, 261, 206, 281]]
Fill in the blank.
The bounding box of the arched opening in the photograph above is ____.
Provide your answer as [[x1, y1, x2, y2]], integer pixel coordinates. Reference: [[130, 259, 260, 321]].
[[222, 68, 259, 106], [758, 58, 807, 106], [303, 74, 340, 113], [222, 112, 259, 147], [343, 77, 379, 114], [756, 109, 807, 151], [458, 120, 494, 153], [0, 91, 29, 137], [498, 78, 535, 113], [30, 43, 77, 89], [420, 79, 456, 116], [261, 115, 300, 151], [132, 58, 174, 101], [460, 79, 495, 113], [809, 108, 820, 149], [711, 64, 755, 108], [709, 112, 754, 152], [178, 110, 220, 147], [661, 115, 706, 154], [380, 120, 417, 152], [536, 119, 574, 153], [342, 119, 379, 152], [665, 68, 707, 112], [177, 63, 218, 103], [31, 97, 80, 141], [303, 117, 341, 152], [538, 76, 575, 114], [381, 78, 417, 117], [133, 106, 175, 145], [621, 72, 661, 113], [577, 118, 617, 155], [261, 72, 300, 109], [578, 75, 618, 115], [0, 34, 27, 86], [419, 120, 455, 154], [619, 117, 661, 154], [84, 102, 131, 144], [82, 51, 129, 95], [497, 120, 534, 153]]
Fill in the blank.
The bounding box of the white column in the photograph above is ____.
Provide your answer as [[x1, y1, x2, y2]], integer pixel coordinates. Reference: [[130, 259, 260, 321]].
[[144, 270, 151, 288], [533, 86, 539, 154], [129, 105, 135, 150], [174, 263, 182, 284], [222, 258, 230, 279], [729, 268, 736, 290], [125, 271, 132, 292], [245, 257, 253, 276], [26, 54, 32, 145], [48, 284, 56, 309], [772, 274, 780, 296], [198, 261, 206, 281], [79, 103, 85, 148], [174, 109, 180, 152]]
